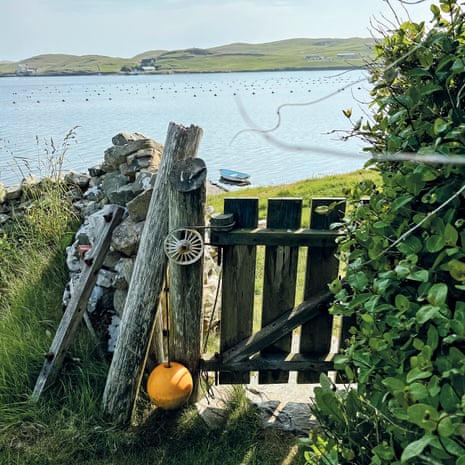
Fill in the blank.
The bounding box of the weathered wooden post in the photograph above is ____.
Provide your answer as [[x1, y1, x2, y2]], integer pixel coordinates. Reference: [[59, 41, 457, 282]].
[[102, 123, 203, 424], [167, 157, 206, 400]]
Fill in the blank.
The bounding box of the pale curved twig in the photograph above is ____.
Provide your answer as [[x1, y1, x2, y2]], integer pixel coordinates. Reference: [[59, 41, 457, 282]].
[[367, 182, 465, 264], [231, 41, 421, 146]]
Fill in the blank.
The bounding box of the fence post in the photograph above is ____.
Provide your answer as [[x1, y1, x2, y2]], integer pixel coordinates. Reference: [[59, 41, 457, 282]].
[[167, 158, 206, 401], [102, 123, 203, 424]]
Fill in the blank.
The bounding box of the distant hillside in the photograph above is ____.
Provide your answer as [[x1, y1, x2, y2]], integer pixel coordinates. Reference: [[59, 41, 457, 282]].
[[0, 54, 139, 76], [0, 38, 375, 76]]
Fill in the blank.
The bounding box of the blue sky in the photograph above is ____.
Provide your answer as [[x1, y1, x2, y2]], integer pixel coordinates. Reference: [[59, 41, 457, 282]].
[[1, 0, 436, 61]]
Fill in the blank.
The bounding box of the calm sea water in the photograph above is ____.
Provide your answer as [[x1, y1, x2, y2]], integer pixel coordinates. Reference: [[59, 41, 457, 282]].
[[0, 70, 370, 187]]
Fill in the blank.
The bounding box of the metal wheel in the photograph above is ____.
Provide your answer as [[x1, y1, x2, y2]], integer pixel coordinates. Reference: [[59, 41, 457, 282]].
[[163, 228, 204, 265]]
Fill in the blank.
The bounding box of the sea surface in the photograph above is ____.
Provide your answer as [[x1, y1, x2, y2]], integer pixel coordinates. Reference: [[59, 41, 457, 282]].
[[0, 70, 371, 187]]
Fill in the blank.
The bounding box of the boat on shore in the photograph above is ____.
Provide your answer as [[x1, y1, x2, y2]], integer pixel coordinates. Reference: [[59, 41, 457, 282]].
[[219, 168, 251, 185]]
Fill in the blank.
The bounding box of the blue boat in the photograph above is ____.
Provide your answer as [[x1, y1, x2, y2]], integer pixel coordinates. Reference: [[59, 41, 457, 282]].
[[219, 168, 250, 183]]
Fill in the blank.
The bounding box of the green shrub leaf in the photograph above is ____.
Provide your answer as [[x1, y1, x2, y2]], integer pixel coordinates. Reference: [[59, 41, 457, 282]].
[[448, 259, 465, 281], [417, 305, 440, 324], [427, 283, 448, 306], [426, 234, 445, 253], [444, 223, 458, 246], [407, 367, 432, 383], [401, 434, 434, 461], [407, 404, 438, 431]]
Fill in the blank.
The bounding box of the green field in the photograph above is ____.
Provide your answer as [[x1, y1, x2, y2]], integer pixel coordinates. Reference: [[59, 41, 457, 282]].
[[0, 38, 375, 76]]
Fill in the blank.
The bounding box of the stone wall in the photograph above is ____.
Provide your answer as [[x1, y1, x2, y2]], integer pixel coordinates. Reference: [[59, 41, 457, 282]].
[[0, 131, 222, 355]]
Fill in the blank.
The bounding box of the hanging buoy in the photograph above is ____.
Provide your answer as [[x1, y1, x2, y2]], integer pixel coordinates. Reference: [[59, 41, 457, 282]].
[[146, 362, 193, 410]]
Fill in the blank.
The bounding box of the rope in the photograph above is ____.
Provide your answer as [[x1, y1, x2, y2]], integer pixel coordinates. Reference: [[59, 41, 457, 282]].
[[202, 268, 222, 354], [200, 253, 223, 402], [164, 267, 171, 368], [201, 368, 216, 404]]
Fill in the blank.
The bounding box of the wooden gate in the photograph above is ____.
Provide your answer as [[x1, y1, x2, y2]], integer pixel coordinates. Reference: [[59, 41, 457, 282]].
[[200, 196, 347, 384]]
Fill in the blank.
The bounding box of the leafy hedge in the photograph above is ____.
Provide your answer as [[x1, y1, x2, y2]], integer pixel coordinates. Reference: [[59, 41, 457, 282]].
[[303, 1, 465, 464]]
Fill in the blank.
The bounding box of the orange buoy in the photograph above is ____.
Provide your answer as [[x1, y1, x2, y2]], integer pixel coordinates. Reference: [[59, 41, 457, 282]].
[[146, 362, 193, 410]]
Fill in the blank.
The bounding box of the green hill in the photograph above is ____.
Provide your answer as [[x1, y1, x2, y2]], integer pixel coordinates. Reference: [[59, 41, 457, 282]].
[[0, 38, 375, 76]]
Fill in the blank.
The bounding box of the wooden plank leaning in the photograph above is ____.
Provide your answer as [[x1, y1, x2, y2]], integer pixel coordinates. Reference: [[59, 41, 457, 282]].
[[31, 204, 125, 402], [101, 123, 203, 425]]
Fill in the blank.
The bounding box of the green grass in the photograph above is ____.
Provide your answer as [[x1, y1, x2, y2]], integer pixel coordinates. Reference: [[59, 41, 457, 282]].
[[207, 168, 379, 225], [151, 38, 373, 73], [0, 38, 374, 76], [1, 53, 139, 75], [0, 168, 378, 465]]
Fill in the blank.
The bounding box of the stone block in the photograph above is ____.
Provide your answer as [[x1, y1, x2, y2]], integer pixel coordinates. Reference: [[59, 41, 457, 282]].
[[111, 217, 144, 257], [127, 189, 152, 222]]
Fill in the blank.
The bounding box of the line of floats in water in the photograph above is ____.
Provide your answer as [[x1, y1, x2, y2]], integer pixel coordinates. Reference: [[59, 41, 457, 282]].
[[5, 73, 362, 105]]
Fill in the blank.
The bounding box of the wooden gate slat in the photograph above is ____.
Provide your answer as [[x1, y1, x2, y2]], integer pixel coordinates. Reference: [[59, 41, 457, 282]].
[[201, 353, 333, 372], [260, 198, 302, 384], [205, 228, 341, 247], [221, 289, 332, 364], [219, 198, 258, 384], [298, 198, 346, 383]]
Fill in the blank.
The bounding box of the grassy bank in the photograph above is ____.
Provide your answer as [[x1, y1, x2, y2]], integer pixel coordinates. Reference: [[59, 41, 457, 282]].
[[0, 169, 377, 465], [208, 168, 379, 223]]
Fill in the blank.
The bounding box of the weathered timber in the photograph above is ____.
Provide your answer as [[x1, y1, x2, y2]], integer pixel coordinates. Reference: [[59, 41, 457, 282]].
[[210, 213, 235, 232], [169, 157, 207, 192], [147, 306, 165, 372], [219, 198, 258, 384], [298, 198, 346, 383], [201, 353, 334, 372], [209, 228, 342, 247], [168, 157, 206, 401], [102, 123, 203, 425], [32, 205, 125, 402], [260, 198, 302, 383], [219, 290, 332, 364]]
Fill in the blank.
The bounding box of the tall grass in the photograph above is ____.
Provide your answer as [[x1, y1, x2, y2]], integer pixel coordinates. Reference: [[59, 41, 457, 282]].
[[0, 180, 78, 390], [12, 126, 78, 183]]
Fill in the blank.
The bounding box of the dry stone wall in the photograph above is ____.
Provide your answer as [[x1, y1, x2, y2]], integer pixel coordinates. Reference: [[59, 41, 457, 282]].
[[0, 131, 222, 355]]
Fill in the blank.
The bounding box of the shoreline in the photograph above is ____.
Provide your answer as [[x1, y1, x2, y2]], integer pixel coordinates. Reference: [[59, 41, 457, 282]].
[[0, 65, 366, 78]]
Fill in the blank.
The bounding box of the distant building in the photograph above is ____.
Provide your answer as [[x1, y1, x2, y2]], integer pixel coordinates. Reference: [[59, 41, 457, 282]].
[[305, 55, 324, 61], [140, 58, 157, 67], [336, 53, 360, 59], [16, 64, 38, 75]]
